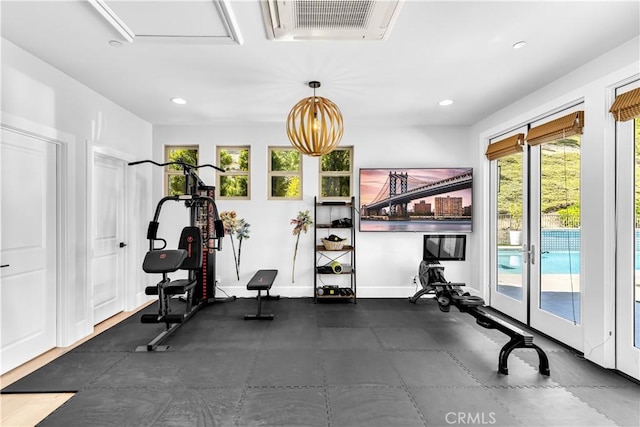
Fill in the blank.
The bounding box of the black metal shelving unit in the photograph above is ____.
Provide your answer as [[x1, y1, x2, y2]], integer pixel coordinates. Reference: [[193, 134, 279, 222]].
[[313, 196, 356, 303]]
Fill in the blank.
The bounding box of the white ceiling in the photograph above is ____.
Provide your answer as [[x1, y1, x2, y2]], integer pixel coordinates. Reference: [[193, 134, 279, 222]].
[[2, 1, 639, 127]]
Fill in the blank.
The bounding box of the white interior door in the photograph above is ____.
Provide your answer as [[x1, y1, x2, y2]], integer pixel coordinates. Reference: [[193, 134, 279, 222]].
[[1, 129, 57, 374], [91, 153, 126, 324]]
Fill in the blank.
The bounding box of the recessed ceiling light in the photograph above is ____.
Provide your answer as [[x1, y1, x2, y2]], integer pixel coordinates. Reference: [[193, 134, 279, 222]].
[[108, 40, 123, 48], [512, 41, 527, 49], [170, 97, 187, 105], [438, 99, 454, 107]]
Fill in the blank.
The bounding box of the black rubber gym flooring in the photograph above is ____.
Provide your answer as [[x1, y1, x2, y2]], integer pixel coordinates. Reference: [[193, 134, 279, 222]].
[[3, 298, 639, 426]]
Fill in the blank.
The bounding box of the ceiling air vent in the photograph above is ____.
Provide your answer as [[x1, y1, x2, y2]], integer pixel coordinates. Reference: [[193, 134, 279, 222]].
[[261, 0, 403, 41]]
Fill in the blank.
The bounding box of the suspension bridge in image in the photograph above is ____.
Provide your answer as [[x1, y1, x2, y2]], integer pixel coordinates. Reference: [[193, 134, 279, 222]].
[[361, 170, 473, 218]]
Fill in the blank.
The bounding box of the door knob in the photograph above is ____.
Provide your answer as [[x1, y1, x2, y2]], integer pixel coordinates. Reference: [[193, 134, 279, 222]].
[[119, 242, 127, 248]]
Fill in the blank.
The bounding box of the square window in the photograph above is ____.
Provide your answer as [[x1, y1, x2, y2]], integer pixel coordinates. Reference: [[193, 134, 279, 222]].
[[319, 147, 353, 200], [269, 147, 302, 200], [217, 146, 250, 199], [164, 146, 198, 196]]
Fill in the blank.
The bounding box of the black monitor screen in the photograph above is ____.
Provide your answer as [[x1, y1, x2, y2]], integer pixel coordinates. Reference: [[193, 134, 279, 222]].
[[423, 234, 466, 261]]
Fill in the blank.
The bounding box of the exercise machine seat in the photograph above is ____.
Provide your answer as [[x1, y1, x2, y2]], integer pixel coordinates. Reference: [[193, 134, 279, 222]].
[[164, 226, 202, 295], [143, 250, 187, 273], [141, 227, 204, 321], [177, 226, 203, 270]]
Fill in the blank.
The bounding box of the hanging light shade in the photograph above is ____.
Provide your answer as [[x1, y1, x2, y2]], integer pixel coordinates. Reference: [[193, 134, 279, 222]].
[[286, 81, 344, 157]]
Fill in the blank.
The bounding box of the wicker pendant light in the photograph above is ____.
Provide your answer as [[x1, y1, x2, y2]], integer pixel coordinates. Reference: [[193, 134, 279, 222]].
[[286, 81, 344, 157]]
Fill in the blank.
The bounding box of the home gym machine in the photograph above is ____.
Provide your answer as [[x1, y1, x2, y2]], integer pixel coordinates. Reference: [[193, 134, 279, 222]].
[[410, 259, 550, 376], [129, 159, 233, 351]]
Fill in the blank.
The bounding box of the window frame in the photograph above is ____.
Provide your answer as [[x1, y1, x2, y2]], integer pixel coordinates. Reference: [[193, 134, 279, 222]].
[[267, 146, 303, 200], [164, 145, 198, 196], [318, 146, 353, 201], [216, 145, 251, 200]]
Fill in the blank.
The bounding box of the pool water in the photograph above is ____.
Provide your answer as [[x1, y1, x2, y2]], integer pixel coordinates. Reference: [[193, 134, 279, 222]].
[[498, 246, 640, 345], [498, 250, 581, 274]]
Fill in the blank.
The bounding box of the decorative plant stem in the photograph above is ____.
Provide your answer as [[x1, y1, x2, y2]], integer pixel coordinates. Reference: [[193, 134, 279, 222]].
[[228, 234, 239, 280], [292, 233, 301, 283], [236, 220, 250, 268], [220, 211, 249, 281], [291, 210, 313, 283]]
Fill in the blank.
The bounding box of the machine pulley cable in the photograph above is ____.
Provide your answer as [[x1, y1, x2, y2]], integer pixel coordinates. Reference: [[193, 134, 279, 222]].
[[128, 159, 225, 172]]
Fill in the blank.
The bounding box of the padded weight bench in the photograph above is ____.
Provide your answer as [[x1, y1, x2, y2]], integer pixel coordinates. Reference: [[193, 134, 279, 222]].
[[245, 269, 279, 320]]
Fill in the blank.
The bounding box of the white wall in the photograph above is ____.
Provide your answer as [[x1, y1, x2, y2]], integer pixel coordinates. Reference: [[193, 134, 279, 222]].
[[470, 36, 640, 367], [153, 124, 476, 298], [1, 38, 153, 345]]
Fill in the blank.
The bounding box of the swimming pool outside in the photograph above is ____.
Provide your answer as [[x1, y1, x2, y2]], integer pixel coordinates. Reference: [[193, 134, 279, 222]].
[[498, 250, 581, 274], [498, 247, 582, 323], [496, 229, 639, 345]]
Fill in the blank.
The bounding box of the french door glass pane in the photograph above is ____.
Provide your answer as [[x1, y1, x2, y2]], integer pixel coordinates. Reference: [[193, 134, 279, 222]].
[[539, 136, 581, 323], [634, 118, 640, 348], [496, 153, 523, 301]]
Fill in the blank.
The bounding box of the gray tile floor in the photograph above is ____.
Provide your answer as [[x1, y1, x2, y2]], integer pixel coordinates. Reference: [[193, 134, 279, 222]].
[[3, 298, 639, 426]]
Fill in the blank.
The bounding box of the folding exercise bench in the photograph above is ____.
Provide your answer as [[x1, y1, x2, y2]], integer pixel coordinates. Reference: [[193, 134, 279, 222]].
[[244, 269, 279, 320], [138, 226, 202, 351]]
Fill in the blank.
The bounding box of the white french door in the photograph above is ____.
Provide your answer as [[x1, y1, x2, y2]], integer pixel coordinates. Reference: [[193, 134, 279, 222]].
[[91, 152, 127, 324], [529, 126, 582, 350], [491, 107, 583, 351], [614, 80, 640, 380], [0, 129, 58, 374], [490, 127, 529, 324]]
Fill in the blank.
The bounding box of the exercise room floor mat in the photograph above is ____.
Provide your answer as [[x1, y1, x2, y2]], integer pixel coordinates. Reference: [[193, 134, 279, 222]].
[[2, 298, 638, 427]]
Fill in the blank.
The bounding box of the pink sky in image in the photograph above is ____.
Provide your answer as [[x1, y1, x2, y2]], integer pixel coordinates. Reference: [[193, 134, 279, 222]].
[[359, 168, 472, 208]]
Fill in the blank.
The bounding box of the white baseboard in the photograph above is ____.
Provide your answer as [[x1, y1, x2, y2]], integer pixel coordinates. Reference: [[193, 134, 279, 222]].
[[356, 286, 418, 299], [216, 285, 420, 299]]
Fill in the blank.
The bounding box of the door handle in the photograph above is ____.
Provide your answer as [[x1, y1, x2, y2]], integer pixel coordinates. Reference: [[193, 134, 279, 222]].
[[530, 244, 536, 265], [0, 264, 9, 268], [521, 244, 529, 264], [520, 244, 535, 264], [119, 242, 127, 248]]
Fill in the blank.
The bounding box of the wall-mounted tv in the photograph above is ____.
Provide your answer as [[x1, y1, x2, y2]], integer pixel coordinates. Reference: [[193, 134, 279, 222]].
[[359, 168, 472, 232], [423, 234, 466, 261]]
